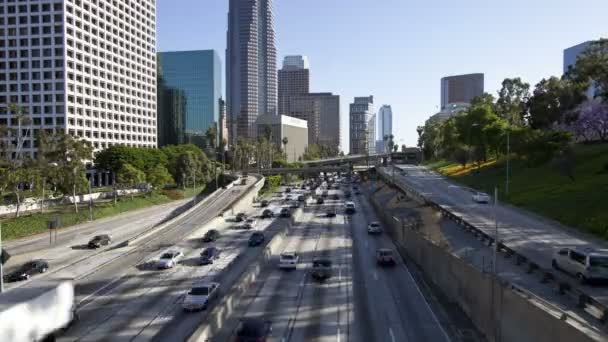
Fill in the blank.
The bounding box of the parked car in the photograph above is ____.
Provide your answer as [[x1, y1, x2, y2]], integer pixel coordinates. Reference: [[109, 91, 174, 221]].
[[182, 281, 219, 311], [326, 208, 336, 218], [200, 247, 221, 265], [157, 250, 183, 269], [248, 232, 265, 246], [202, 229, 220, 242], [367, 222, 382, 234], [278, 252, 299, 270], [376, 249, 396, 266], [4, 260, 49, 282], [235, 318, 273, 342], [472, 192, 491, 203], [345, 202, 356, 214], [279, 208, 291, 218], [260, 200, 269, 207], [297, 195, 305, 202], [316, 197, 325, 205], [88, 234, 111, 249], [552, 247, 608, 284], [261, 209, 274, 219], [235, 212, 247, 222], [311, 258, 332, 281]]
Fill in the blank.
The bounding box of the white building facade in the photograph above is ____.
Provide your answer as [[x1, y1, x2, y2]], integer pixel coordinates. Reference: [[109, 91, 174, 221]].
[[0, 0, 158, 156]]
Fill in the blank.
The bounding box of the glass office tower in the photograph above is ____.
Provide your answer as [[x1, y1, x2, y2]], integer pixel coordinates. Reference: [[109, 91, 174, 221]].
[[157, 50, 222, 147]]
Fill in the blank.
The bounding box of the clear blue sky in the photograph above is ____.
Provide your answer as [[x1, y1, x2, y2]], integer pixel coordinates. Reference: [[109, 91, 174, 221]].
[[157, 0, 608, 151]]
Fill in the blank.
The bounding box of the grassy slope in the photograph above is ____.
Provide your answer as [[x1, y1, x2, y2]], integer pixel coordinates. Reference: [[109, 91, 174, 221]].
[[0, 186, 205, 241], [428, 144, 608, 239]]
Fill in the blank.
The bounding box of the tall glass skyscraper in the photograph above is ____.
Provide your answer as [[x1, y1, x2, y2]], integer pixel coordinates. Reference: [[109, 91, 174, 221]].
[[226, 0, 277, 143], [376, 105, 393, 153], [157, 50, 222, 148]]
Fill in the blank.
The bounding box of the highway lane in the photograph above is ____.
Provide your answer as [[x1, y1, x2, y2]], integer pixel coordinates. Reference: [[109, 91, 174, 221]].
[[392, 165, 608, 304], [349, 187, 451, 342]]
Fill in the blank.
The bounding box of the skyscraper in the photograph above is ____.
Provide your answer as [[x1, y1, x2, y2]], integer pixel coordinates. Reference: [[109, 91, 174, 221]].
[[289, 93, 340, 148], [157, 50, 222, 148], [376, 105, 393, 153], [226, 0, 277, 143], [349, 96, 374, 155], [278, 56, 310, 116], [0, 0, 157, 155], [440, 73, 484, 109]]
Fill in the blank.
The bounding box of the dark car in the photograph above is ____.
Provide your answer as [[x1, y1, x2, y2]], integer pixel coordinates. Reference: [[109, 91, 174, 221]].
[[248, 232, 265, 246], [285, 187, 292, 193], [297, 195, 305, 202], [235, 318, 272, 342], [261, 209, 274, 219], [88, 234, 111, 249], [344, 191, 352, 198], [235, 212, 247, 222], [260, 200, 269, 207], [326, 208, 336, 218], [354, 190, 362, 196], [279, 208, 291, 218], [316, 197, 324, 205], [311, 258, 332, 281], [376, 249, 396, 266], [202, 229, 220, 242], [5, 260, 49, 282], [200, 247, 221, 265], [332, 193, 339, 200]]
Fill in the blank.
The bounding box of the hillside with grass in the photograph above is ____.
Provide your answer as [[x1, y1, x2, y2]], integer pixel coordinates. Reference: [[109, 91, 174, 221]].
[[428, 144, 608, 239]]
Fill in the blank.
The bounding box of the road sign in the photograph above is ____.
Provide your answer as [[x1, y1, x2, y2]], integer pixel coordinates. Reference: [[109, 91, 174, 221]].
[[1, 248, 10, 265]]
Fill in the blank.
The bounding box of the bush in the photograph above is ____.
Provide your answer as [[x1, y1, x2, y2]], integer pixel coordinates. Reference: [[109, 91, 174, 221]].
[[161, 189, 184, 200]]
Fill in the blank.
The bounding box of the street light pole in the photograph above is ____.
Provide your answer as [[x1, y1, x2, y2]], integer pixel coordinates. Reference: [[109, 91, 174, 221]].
[[506, 130, 510, 196]]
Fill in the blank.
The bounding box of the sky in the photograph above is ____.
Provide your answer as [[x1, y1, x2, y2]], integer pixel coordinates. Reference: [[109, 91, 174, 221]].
[[157, 0, 608, 151]]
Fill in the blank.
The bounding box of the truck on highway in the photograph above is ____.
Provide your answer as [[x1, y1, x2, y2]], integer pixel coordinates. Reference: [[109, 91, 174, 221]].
[[0, 280, 76, 342]]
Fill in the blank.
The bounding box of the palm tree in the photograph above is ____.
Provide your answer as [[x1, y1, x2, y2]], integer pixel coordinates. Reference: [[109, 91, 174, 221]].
[[282, 137, 289, 162]]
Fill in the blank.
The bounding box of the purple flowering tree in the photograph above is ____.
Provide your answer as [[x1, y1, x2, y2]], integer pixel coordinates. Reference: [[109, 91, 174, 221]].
[[573, 100, 608, 142]]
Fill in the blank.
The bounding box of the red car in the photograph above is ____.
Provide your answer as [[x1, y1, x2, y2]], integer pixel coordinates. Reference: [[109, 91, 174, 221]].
[[376, 249, 396, 266]]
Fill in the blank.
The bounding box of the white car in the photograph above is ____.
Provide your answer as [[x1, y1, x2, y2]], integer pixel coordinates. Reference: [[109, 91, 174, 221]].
[[245, 218, 257, 228], [344, 201, 356, 214], [367, 222, 382, 234], [278, 252, 299, 270], [182, 281, 219, 311], [472, 192, 491, 203], [157, 250, 183, 269]]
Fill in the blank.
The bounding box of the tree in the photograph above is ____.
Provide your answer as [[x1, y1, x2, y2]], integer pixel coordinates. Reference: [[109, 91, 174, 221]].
[[527, 77, 586, 129], [452, 146, 469, 168], [416, 127, 424, 149], [401, 144, 407, 152], [117, 163, 145, 187], [392, 144, 398, 152], [470, 93, 496, 108], [176, 151, 203, 189], [162, 144, 210, 184], [568, 39, 608, 99], [496, 78, 530, 126], [147, 165, 173, 190], [573, 100, 608, 142], [282, 136, 289, 155]]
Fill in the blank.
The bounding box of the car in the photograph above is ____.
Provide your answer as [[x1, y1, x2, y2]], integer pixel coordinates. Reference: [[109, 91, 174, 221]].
[[240, 177, 247, 185], [235, 212, 248, 222], [182, 281, 219, 311], [279, 208, 291, 218], [552, 247, 608, 284], [322, 190, 328, 197], [316, 197, 324, 205], [344, 191, 352, 198], [367, 222, 382, 234], [261, 209, 274, 219], [88, 234, 111, 249], [289, 201, 300, 209], [297, 195, 305, 202], [285, 187, 292, 193], [260, 200, 269, 207], [311, 258, 332, 281], [326, 208, 336, 218], [243, 218, 257, 229], [200, 247, 221, 265], [202, 229, 220, 242], [332, 193, 340, 200], [249, 231, 266, 246], [376, 248, 396, 266], [284, 194, 293, 201], [279, 252, 299, 270], [235, 318, 272, 342], [472, 192, 491, 203], [157, 250, 183, 269], [344, 202, 356, 214], [4, 260, 49, 282], [354, 190, 362, 196]]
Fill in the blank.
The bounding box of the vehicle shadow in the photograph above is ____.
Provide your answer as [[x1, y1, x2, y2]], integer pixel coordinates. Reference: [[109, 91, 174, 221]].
[[71, 244, 92, 250], [179, 257, 203, 267]]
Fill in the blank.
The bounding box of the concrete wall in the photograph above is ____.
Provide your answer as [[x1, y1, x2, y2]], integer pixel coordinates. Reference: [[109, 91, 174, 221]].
[[371, 196, 599, 342]]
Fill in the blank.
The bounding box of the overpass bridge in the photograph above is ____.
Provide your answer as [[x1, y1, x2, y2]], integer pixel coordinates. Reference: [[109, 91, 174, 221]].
[[259, 165, 350, 176]]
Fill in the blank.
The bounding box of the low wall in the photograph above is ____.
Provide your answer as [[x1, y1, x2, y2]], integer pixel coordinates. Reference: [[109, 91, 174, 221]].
[[370, 194, 600, 342]]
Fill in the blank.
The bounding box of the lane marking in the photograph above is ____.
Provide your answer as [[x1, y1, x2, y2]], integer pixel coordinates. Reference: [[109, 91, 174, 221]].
[[373, 271, 378, 281], [337, 327, 341, 342], [389, 327, 396, 342]]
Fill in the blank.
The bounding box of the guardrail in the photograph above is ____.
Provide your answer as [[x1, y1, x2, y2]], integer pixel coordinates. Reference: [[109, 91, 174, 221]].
[[378, 166, 608, 328]]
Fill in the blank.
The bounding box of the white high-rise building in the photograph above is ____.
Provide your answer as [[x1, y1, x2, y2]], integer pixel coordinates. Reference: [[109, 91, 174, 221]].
[[0, 0, 158, 156], [376, 104, 392, 153]]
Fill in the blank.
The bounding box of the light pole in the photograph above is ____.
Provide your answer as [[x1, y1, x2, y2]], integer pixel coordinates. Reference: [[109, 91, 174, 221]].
[[506, 129, 511, 196]]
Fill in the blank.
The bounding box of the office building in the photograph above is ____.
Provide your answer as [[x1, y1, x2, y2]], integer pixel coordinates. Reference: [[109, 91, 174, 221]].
[[157, 50, 222, 148], [256, 114, 308, 162], [349, 96, 374, 155], [564, 41, 598, 98], [288, 92, 340, 148], [0, 0, 158, 156], [376, 105, 392, 153], [226, 0, 277, 143], [278, 55, 310, 116], [428, 103, 470, 123], [440, 73, 484, 109], [367, 113, 376, 154]]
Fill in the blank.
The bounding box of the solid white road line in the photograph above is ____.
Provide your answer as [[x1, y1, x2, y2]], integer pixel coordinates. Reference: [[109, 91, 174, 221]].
[[373, 271, 378, 281], [389, 327, 396, 342], [337, 327, 341, 342]]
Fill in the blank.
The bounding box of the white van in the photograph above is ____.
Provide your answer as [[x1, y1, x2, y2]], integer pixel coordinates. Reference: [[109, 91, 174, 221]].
[[552, 247, 608, 284]]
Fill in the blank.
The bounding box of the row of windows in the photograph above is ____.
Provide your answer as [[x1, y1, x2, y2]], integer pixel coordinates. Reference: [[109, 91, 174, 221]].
[[1, 70, 64, 81], [0, 14, 61, 25], [0, 47, 64, 59], [0, 36, 64, 47], [0, 93, 64, 103], [0, 25, 63, 36], [1, 59, 63, 69], [0, 3, 63, 14], [67, 105, 155, 122], [67, 130, 156, 142], [67, 0, 155, 37], [0, 116, 64, 126], [65, 46, 155, 82], [0, 81, 64, 93]]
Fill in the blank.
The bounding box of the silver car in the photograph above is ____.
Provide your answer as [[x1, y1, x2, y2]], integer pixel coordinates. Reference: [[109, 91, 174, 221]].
[[552, 247, 608, 284]]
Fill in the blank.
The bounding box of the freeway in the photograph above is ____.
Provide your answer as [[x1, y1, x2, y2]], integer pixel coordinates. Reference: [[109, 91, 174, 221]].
[[392, 165, 608, 306], [212, 185, 451, 342]]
